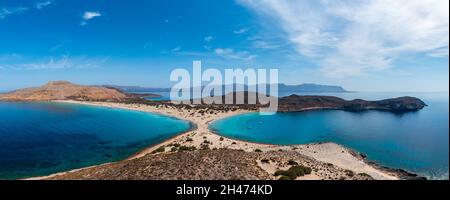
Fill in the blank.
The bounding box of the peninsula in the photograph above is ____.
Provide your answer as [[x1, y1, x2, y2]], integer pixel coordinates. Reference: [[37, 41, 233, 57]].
[[1, 81, 426, 180]]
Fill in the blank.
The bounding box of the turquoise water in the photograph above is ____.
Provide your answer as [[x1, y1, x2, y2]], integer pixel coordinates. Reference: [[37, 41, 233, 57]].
[[0, 102, 191, 179], [210, 92, 449, 180]]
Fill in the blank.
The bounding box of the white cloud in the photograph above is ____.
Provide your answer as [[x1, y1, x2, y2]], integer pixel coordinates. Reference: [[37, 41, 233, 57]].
[[0, 7, 28, 19], [83, 11, 101, 20], [35, 1, 52, 10], [233, 28, 249, 34], [238, 0, 449, 76], [214, 48, 256, 61], [1, 2, 51, 19], [171, 47, 182, 52], [81, 11, 101, 26], [204, 36, 214, 42]]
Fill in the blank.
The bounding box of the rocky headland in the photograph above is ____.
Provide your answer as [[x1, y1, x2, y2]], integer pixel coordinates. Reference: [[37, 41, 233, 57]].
[[278, 95, 427, 112]]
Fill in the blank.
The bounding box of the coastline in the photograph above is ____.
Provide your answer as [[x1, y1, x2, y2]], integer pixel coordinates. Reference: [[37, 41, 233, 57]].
[[27, 100, 422, 180]]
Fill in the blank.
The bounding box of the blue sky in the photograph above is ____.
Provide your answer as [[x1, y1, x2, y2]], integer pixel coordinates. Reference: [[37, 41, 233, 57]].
[[0, 0, 448, 92]]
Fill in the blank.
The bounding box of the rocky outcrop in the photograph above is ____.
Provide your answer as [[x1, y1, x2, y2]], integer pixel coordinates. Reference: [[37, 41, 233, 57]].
[[343, 97, 427, 112], [0, 81, 128, 101], [278, 95, 426, 112]]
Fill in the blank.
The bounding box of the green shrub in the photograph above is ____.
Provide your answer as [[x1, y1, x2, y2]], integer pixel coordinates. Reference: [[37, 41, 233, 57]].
[[260, 159, 270, 164], [178, 145, 197, 152], [254, 149, 263, 153], [201, 144, 210, 150], [357, 173, 372, 178], [170, 147, 178, 152], [219, 137, 224, 141], [274, 170, 285, 176], [287, 160, 298, 165], [299, 165, 312, 175], [274, 170, 297, 180], [173, 143, 181, 147], [186, 137, 193, 142], [152, 146, 165, 154], [291, 165, 312, 175], [278, 176, 291, 180], [274, 165, 312, 180], [345, 169, 354, 177], [289, 166, 305, 176]]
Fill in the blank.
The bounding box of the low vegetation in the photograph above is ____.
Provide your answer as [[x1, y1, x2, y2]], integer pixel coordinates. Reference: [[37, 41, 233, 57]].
[[178, 145, 197, 152], [287, 160, 298, 165], [344, 169, 354, 177], [201, 144, 210, 150], [274, 165, 312, 180], [152, 146, 165, 154], [357, 172, 372, 178]]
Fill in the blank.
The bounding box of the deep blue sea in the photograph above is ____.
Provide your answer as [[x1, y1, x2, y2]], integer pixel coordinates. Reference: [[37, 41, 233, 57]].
[[210, 92, 449, 180], [0, 102, 191, 179]]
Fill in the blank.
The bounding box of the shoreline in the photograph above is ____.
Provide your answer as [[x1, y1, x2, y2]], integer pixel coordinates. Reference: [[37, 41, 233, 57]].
[[27, 100, 422, 180]]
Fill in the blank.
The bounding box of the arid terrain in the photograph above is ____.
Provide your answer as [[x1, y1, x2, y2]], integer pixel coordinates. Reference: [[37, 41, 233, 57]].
[[44, 148, 376, 180], [0, 81, 127, 101]]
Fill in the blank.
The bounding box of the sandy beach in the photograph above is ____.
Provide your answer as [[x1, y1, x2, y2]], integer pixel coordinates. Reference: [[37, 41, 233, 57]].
[[23, 100, 408, 180]]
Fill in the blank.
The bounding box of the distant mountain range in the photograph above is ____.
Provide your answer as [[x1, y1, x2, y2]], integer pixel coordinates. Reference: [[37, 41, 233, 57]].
[[105, 83, 349, 93], [278, 84, 348, 93]]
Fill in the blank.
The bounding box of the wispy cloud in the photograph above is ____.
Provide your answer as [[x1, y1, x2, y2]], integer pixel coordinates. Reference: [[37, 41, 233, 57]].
[[238, 0, 449, 76], [233, 28, 249, 34], [35, 1, 52, 10], [50, 40, 72, 51], [80, 11, 102, 26], [204, 36, 214, 42], [0, 7, 28, 19], [0, 55, 109, 70], [171, 46, 182, 52], [1, 1, 52, 19], [249, 35, 287, 50], [214, 48, 256, 61]]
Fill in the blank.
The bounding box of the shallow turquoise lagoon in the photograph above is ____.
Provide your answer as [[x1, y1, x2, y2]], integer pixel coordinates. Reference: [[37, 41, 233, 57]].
[[210, 93, 449, 180], [0, 102, 191, 179]]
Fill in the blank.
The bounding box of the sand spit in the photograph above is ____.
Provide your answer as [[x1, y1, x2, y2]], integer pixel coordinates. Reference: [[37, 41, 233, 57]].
[[30, 100, 410, 180]]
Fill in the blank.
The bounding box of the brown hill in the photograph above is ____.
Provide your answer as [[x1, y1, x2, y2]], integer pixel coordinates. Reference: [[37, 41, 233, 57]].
[[278, 95, 427, 112], [0, 81, 128, 101]]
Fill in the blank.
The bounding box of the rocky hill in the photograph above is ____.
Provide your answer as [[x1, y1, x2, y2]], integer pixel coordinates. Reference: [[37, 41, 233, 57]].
[[0, 81, 128, 101], [278, 95, 427, 112]]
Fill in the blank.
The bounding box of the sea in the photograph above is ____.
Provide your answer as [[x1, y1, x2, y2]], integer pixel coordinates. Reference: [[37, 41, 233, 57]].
[[0, 102, 191, 179], [210, 92, 449, 180]]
